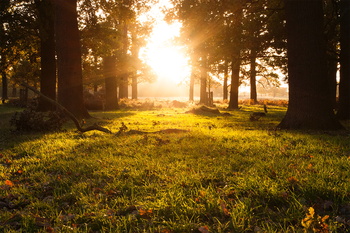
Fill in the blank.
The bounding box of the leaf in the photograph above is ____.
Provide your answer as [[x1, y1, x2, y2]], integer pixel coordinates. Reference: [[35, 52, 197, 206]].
[[5, 180, 13, 187], [198, 226, 210, 233], [220, 200, 230, 216]]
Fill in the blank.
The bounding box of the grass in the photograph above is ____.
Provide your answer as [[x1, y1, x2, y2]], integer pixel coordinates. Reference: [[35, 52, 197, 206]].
[[0, 100, 350, 232]]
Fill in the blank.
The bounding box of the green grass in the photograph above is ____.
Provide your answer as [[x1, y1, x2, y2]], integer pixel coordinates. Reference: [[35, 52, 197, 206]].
[[0, 102, 350, 232]]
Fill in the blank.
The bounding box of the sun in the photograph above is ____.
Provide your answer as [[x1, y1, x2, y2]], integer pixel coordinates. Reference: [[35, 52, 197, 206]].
[[139, 10, 190, 85], [147, 46, 190, 84]]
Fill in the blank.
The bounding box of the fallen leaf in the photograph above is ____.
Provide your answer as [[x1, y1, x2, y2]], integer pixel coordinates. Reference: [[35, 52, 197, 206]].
[[198, 226, 210, 233], [5, 180, 13, 187], [220, 200, 230, 216]]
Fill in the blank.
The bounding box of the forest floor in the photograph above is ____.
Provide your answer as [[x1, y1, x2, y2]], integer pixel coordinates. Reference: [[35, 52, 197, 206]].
[[0, 100, 349, 232]]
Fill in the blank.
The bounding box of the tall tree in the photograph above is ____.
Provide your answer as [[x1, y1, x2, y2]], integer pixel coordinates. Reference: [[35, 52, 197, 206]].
[[54, 0, 90, 119], [103, 56, 119, 110], [337, 0, 350, 120], [35, 0, 56, 111], [278, 0, 343, 130]]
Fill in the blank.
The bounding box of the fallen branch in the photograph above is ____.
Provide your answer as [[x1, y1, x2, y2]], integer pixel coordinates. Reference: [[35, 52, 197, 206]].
[[116, 128, 188, 136], [20, 82, 112, 134]]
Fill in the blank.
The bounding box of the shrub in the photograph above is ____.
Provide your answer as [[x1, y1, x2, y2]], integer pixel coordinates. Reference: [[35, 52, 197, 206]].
[[10, 104, 66, 132]]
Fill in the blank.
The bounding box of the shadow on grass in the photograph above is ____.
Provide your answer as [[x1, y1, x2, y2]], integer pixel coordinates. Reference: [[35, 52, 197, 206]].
[[0, 106, 137, 150]]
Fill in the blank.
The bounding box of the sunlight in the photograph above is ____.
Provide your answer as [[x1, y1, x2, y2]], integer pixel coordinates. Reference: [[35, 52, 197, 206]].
[[147, 46, 190, 84], [139, 4, 190, 85]]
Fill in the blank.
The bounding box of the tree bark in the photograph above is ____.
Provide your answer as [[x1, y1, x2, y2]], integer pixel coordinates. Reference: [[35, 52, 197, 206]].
[[337, 0, 350, 120], [227, 54, 240, 109], [223, 58, 228, 101], [36, 0, 56, 112], [119, 21, 129, 99], [189, 70, 194, 102], [250, 49, 257, 103], [199, 55, 207, 104], [54, 0, 90, 120], [327, 59, 338, 109], [1, 70, 7, 104], [278, 0, 343, 130], [103, 56, 119, 110], [131, 74, 137, 100], [12, 86, 16, 97]]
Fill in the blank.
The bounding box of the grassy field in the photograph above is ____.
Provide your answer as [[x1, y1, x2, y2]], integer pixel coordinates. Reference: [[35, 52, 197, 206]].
[[0, 101, 349, 232]]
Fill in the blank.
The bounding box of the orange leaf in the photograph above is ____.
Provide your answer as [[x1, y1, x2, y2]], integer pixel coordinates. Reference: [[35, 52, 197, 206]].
[[220, 200, 229, 216], [198, 226, 210, 233], [5, 180, 13, 187]]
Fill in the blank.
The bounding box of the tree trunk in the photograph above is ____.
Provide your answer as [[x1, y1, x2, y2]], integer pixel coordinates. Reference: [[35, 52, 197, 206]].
[[131, 42, 139, 100], [94, 84, 98, 94], [132, 73, 137, 100], [36, 0, 56, 112], [227, 5, 242, 110], [119, 21, 129, 99], [54, 0, 90, 120], [250, 49, 257, 103], [228, 54, 240, 109], [12, 87, 16, 97], [337, 0, 350, 120], [103, 56, 119, 110], [1, 70, 7, 104], [223, 58, 228, 101], [189, 70, 194, 102], [327, 59, 337, 109], [278, 0, 343, 130], [199, 55, 207, 105]]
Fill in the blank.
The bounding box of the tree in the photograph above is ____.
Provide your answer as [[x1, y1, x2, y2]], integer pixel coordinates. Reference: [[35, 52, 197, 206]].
[[35, 0, 56, 111], [278, 0, 343, 130], [54, 0, 90, 119], [337, 0, 350, 120], [103, 56, 118, 110]]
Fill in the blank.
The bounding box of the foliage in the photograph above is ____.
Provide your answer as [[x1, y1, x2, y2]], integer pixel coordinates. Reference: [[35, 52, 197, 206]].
[[9, 103, 66, 132], [0, 104, 349, 232], [301, 207, 329, 233]]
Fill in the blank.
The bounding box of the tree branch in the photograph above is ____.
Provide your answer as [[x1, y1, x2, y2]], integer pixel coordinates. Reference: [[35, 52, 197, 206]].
[[20, 81, 112, 134]]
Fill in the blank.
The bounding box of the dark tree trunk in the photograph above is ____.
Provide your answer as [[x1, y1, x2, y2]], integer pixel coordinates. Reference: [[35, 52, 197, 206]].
[[131, 44, 139, 100], [250, 49, 257, 103], [228, 54, 240, 109], [12, 87, 16, 97], [337, 0, 350, 120], [103, 56, 119, 110], [132, 73, 137, 100], [199, 55, 207, 104], [1, 70, 7, 104], [278, 0, 343, 130], [227, 5, 242, 110], [93, 84, 98, 94], [54, 0, 90, 120], [327, 59, 338, 109], [119, 21, 129, 99], [189, 70, 194, 102], [119, 75, 128, 99], [223, 58, 228, 101], [36, 0, 56, 112]]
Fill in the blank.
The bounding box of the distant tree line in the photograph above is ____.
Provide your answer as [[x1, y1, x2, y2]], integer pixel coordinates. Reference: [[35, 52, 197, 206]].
[[0, 0, 348, 129]]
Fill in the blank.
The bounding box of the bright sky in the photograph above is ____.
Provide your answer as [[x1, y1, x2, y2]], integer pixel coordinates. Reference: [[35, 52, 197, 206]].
[[139, 2, 191, 85]]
